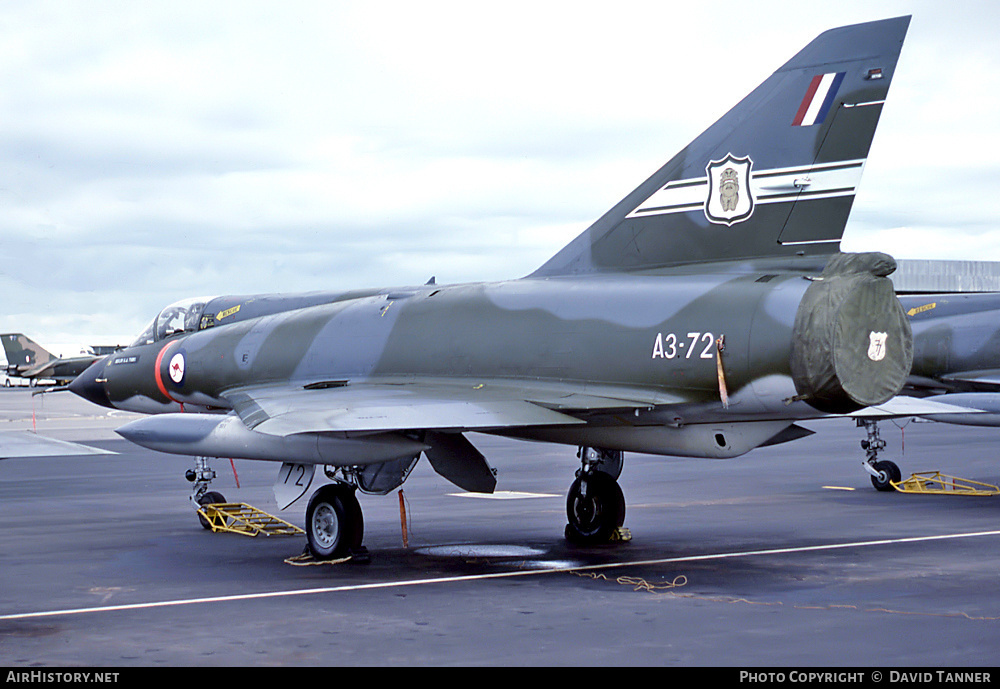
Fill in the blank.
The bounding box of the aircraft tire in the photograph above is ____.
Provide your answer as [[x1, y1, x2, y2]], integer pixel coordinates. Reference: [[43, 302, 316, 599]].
[[197, 491, 227, 530], [870, 460, 901, 492], [565, 472, 626, 545], [306, 484, 364, 560]]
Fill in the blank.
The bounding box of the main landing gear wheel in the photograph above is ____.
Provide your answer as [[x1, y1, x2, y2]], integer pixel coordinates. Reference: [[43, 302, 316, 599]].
[[870, 459, 901, 492], [565, 472, 626, 545], [305, 484, 364, 560]]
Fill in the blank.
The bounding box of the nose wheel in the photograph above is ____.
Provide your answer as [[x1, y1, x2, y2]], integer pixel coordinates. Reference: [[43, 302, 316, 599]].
[[196, 490, 228, 530], [858, 419, 901, 491], [868, 459, 902, 492], [186, 456, 224, 527]]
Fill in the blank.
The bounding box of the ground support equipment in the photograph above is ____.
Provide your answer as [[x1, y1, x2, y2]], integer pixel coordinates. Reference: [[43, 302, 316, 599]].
[[892, 472, 999, 496], [197, 502, 305, 537]]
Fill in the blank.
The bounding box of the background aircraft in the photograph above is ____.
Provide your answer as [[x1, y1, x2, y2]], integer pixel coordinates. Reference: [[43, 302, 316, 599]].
[[1, 333, 104, 387], [70, 17, 913, 559], [832, 291, 1000, 490], [893, 292, 1000, 426], [901, 293, 1000, 398]]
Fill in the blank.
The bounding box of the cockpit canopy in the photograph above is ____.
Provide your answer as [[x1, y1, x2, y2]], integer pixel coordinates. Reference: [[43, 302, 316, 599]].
[[130, 296, 218, 347], [128, 290, 375, 349]]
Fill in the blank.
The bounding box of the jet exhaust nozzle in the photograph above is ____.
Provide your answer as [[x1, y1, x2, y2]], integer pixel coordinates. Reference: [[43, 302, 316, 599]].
[[790, 252, 913, 414]]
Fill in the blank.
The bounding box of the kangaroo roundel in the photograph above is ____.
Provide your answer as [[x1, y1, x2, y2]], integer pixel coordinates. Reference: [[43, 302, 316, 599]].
[[168, 352, 186, 385], [705, 154, 754, 226]]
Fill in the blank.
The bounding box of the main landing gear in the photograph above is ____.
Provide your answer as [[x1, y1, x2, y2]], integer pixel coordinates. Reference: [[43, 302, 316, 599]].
[[565, 447, 629, 545], [186, 446, 633, 557], [858, 419, 901, 491], [305, 483, 364, 560]]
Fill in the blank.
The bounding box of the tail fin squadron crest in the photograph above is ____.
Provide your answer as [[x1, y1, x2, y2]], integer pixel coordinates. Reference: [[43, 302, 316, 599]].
[[532, 16, 911, 276], [705, 154, 754, 226]]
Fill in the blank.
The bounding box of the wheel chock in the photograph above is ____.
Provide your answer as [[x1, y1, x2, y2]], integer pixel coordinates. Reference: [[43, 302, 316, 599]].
[[284, 551, 352, 566], [197, 502, 305, 536], [610, 527, 632, 542], [891, 472, 999, 496]]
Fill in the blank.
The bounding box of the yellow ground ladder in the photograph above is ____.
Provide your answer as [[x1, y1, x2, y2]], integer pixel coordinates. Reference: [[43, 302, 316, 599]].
[[892, 472, 1000, 497], [198, 502, 304, 537]]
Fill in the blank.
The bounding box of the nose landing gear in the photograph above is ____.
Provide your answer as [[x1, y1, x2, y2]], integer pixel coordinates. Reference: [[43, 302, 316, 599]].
[[185, 457, 227, 528], [858, 419, 901, 491]]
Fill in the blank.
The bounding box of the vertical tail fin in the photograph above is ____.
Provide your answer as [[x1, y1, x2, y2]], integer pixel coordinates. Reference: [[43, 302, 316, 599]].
[[532, 16, 911, 277], [1, 334, 55, 374]]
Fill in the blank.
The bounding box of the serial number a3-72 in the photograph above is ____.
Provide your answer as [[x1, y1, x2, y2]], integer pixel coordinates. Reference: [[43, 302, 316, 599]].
[[651, 332, 719, 360]]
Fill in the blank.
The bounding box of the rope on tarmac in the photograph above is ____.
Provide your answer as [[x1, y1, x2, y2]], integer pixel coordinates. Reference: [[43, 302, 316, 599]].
[[573, 571, 688, 593], [576, 571, 1000, 619]]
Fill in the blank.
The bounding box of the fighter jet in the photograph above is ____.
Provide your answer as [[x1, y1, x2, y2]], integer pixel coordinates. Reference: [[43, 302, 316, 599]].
[[832, 292, 1000, 490], [2, 334, 102, 387], [70, 17, 913, 559], [901, 293, 1000, 398], [894, 292, 1000, 426]]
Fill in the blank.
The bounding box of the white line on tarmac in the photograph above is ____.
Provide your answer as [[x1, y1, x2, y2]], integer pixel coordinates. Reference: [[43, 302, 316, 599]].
[[4, 529, 1000, 622]]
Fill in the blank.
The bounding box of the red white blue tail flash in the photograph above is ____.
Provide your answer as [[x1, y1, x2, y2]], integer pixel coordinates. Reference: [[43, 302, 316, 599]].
[[793, 72, 845, 126]]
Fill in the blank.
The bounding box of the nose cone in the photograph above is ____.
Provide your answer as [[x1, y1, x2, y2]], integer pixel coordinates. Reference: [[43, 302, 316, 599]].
[[68, 357, 113, 409]]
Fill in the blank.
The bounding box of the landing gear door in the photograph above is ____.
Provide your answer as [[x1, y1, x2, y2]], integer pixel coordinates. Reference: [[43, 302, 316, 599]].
[[274, 463, 315, 510]]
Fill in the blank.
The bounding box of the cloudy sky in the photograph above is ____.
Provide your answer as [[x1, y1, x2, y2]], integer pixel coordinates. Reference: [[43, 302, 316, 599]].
[[1, 1, 998, 351]]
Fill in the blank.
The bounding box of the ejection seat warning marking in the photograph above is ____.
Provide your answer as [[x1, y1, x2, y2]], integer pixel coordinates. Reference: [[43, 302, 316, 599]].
[[907, 302, 936, 317], [652, 332, 717, 360], [217, 304, 241, 320]]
